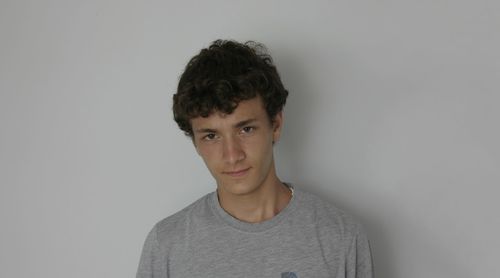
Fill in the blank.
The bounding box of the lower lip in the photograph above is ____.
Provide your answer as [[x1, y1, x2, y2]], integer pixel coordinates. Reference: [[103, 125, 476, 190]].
[[225, 168, 250, 177]]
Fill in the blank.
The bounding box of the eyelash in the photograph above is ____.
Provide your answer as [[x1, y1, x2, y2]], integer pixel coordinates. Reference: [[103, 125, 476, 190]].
[[201, 126, 256, 141], [202, 133, 218, 141]]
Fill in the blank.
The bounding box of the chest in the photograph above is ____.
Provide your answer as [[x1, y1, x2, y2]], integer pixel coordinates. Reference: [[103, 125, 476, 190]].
[[166, 228, 345, 278]]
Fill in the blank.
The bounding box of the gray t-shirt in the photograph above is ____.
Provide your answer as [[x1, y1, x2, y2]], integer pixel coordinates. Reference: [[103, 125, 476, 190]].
[[136, 186, 373, 278]]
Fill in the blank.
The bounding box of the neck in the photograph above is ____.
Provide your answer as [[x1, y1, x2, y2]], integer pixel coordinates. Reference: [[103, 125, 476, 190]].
[[217, 175, 292, 223]]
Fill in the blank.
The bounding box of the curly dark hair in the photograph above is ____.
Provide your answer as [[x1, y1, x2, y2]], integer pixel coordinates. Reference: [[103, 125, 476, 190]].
[[173, 40, 289, 136]]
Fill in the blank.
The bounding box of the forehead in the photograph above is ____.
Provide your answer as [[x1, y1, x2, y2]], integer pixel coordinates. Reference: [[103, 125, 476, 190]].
[[191, 97, 268, 128]]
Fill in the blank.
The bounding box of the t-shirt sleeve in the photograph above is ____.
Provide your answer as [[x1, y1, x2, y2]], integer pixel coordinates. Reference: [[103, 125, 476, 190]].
[[136, 225, 165, 278], [345, 223, 374, 278]]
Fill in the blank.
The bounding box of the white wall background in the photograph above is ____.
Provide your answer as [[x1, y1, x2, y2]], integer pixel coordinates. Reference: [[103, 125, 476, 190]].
[[1, 0, 499, 277]]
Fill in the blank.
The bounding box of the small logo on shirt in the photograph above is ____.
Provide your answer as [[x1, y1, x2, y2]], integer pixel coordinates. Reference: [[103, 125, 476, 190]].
[[281, 272, 298, 278]]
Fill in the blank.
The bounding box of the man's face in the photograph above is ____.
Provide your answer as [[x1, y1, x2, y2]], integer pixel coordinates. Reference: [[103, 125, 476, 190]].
[[191, 96, 283, 197]]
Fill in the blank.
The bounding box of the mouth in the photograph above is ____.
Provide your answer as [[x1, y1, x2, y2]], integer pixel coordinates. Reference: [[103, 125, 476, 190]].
[[223, 167, 251, 177]]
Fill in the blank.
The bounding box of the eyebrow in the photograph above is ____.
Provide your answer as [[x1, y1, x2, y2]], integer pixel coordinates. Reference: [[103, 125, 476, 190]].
[[194, 118, 258, 134], [234, 118, 257, 129]]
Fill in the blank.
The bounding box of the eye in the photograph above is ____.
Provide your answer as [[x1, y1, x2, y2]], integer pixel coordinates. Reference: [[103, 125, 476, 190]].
[[202, 133, 218, 141], [241, 126, 255, 134]]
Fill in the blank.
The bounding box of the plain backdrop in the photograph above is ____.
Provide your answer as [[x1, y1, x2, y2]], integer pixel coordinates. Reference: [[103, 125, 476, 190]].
[[1, 1, 499, 277]]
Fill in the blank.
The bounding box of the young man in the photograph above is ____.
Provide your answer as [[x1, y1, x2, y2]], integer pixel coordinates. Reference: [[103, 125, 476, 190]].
[[137, 40, 373, 278]]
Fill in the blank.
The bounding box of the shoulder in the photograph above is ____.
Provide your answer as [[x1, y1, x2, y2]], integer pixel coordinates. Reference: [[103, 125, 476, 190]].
[[292, 186, 371, 259], [294, 187, 365, 240], [150, 192, 215, 246]]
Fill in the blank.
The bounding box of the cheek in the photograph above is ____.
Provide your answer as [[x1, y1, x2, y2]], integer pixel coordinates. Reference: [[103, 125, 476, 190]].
[[197, 145, 218, 164], [245, 137, 273, 160]]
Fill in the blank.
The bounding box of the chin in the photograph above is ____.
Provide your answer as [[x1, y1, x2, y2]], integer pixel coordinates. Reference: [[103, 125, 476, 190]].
[[218, 180, 260, 196]]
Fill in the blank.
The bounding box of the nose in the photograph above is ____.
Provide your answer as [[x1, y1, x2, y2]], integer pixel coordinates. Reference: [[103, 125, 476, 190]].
[[222, 136, 245, 164]]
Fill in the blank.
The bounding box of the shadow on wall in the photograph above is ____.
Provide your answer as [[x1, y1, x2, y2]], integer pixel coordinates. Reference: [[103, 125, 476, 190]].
[[269, 36, 476, 277], [271, 44, 391, 278], [273, 46, 316, 183], [309, 181, 471, 278]]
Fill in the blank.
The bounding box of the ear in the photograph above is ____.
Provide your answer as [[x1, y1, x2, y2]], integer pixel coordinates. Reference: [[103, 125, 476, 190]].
[[272, 111, 284, 143]]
